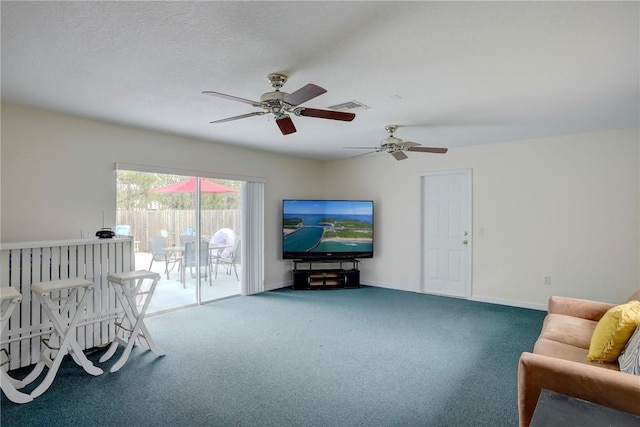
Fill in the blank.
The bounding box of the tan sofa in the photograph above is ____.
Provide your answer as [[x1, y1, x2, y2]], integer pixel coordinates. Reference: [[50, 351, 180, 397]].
[[517, 292, 640, 427]]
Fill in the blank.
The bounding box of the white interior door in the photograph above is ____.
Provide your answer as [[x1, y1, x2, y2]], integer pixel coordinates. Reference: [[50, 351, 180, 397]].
[[420, 170, 472, 298]]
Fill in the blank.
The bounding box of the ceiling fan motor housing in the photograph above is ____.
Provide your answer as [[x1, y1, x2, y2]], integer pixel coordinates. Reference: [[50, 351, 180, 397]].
[[260, 91, 290, 117], [260, 91, 287, 103], [381, 136, 403, 151]]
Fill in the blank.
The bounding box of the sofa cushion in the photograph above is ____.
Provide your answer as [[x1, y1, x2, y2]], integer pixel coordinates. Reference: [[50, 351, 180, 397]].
[[547, 296, 616, 321], [587, 300, 640, 363], [619, 326, 640, 375], [534, 338, 620, 371], [539, 313, 597, 349]]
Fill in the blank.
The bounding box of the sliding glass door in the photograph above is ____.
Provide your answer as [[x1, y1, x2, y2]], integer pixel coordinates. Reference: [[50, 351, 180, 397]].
[[197, 177, 242, 304], [116, 170, 242, 314]]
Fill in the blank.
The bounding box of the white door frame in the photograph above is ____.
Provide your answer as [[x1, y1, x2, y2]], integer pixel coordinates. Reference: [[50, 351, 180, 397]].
[[419, 169, 473, 298]]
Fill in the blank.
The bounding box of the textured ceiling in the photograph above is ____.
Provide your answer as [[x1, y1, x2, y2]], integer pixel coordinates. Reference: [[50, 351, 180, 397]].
[[2, 1, 638, 161]]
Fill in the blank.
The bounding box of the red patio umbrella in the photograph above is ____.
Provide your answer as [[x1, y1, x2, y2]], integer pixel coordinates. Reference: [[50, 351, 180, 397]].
[[148, 177, 238, 194], [148, 177, 238, 236]]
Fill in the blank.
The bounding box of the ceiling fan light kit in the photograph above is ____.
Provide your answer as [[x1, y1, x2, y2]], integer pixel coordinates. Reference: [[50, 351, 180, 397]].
[[203, 73, 355, 135]]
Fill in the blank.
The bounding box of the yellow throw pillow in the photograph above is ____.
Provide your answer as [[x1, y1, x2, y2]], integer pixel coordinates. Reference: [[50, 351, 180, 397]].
[[587, 300, 640, 363]]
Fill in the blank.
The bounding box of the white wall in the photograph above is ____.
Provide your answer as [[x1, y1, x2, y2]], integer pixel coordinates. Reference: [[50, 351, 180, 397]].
[[322, 128, 640, 308], [3, 104, 638, 307], [0, 103, 324, 288]]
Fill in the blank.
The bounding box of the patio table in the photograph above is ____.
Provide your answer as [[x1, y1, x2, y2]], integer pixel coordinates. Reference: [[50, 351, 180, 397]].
[[165, 244, 231, 283]]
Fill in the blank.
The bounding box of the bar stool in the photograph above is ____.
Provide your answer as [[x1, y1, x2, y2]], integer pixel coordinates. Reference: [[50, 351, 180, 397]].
[[28, 278, 103, 398], [99, 270, 165, 373], [1, 287, 33, 404]]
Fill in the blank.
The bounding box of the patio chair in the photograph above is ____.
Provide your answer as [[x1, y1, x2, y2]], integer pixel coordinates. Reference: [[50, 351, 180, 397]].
[[179, 234, 197, 246], [115, 225, 131, 236], [181, 242, 212, 287], [209, 228, 236, 258], [148, 236, 179, 279], [214, 238, 241, 281]]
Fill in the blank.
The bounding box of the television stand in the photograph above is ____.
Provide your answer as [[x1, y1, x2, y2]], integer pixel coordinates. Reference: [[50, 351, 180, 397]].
[[292, 259, 360, 290]]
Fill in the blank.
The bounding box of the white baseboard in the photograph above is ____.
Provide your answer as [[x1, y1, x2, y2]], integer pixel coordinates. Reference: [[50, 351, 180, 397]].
[[264, 281, 291, 292], [470, 295, 546, 311], [362, 280, 421, 293], [358, 281, 547, 311], [264, 280, 547, 311]]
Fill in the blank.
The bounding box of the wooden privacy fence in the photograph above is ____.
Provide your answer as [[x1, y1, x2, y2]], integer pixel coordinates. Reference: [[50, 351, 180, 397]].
[[116, 209, 241, 252]]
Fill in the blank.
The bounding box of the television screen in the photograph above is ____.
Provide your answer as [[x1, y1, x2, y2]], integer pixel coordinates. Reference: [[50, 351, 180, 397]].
[[282, 199, 374, 260]]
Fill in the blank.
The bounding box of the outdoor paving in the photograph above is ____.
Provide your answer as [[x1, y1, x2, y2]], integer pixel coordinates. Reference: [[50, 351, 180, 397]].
[[134, 251, 241, 315]]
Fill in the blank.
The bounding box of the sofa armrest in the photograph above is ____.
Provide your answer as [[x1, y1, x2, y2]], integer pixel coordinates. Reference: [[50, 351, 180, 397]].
[[518, 352, 640, 427], [547, 296, 615, 321]]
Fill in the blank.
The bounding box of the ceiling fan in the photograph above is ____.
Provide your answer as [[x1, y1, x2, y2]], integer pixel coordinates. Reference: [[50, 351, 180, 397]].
[[345, 125, 448, 160], [203, 73, 356, 135]]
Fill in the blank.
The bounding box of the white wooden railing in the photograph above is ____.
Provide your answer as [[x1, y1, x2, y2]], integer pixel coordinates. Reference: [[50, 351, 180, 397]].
[[0, 237, 134, 370]]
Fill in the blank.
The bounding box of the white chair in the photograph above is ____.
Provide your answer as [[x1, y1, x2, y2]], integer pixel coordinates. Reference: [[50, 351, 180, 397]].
[[209, 228, 236, 258], [1, 287, 33, 403], [99, 271, 165, 372], [29, 278, 103, 398]]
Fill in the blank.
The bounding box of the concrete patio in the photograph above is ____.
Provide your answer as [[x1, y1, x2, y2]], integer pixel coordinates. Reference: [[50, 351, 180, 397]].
[[134, 251, 241, 315]]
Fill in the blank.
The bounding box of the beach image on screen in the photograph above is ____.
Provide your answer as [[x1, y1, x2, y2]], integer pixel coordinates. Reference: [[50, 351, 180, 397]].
[[283, 200, 373, 254]]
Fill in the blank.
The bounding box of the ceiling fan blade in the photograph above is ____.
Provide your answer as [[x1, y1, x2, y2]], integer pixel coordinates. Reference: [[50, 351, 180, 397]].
[[349, 150, 379, 159], [407, 146, 448, 154], [391, 151, 409, 161], [276, 116, 296, 135], [298, 108, 356, 121], [210, 111, 267, 124], [398, 141, 420, 149], [283, 84, 327, 106], [344, 146, 380, 150], [203, 91, 261, 107]]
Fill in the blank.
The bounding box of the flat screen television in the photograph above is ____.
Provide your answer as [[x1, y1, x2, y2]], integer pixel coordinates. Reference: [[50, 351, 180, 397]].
[[282, 199, 374, 260]]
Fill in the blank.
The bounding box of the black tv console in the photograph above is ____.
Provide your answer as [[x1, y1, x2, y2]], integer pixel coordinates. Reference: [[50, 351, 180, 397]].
[[292, 259, 360, 290]]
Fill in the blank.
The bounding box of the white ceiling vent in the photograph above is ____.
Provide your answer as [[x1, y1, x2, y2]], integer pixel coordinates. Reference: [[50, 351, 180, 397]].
[[326, 100, 371, 111]]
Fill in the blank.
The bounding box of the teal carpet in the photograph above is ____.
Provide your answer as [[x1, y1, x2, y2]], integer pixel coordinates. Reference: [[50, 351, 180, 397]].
[[1, 286, 545, 426]]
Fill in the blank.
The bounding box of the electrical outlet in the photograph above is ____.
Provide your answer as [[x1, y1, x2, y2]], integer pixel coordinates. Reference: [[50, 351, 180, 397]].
[[543, 275, 552, 286]]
